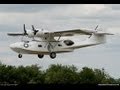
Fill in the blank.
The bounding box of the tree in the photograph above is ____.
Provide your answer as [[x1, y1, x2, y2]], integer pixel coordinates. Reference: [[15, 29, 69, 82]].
[[45, 64, 78, 84], [116, 78, 120, 84], [25, 64, 45, 84], [0, 62, 118, 84], [94, 68, 107, 84], [0, 63, 16, 84], [15, 64, 44, 84], [0, 63, 7, 83], [78, 67, 96, 84], [94, 68, 117, 84]]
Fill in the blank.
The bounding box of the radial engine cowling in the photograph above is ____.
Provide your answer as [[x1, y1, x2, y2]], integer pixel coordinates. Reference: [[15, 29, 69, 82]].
[[36, 31, 47, 37], [26, 30, 49, 38], [26, 30, 34, 38]]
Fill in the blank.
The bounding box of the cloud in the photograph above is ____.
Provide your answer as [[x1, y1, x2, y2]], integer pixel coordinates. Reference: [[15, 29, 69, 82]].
[[107, 27, 120, 34], [0, 4, 58, 13], [109, 4, 120, 10], [0, 4, 118, 30], [0, 4, 109, 23]]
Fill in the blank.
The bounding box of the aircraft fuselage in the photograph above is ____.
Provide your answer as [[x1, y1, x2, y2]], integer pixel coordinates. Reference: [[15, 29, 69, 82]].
[[10, 40, 74, 55]]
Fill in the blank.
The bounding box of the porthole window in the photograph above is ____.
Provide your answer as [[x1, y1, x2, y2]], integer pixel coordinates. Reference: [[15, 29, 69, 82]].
[[38, 45, 42, 47], [45, 37, 47, 40], [24, 43, 29, 48], [58, 44, 62, 47]]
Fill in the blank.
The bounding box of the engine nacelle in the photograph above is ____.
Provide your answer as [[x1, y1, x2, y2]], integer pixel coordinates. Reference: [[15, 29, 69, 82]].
[[36, 31, 51, 40], [26, 29, 49, 39], [26, 30, 34, 38], [36, 31, 44, 37]]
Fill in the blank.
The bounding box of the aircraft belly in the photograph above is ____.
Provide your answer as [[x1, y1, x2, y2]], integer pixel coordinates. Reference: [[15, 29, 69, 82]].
[[13, 47, 73, 55]]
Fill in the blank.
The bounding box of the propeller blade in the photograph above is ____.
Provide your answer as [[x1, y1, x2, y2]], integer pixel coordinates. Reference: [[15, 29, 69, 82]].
[[31, 25, 38, 35], [95, 25, 98, 31], [23, 24, 27, 35], [32, 25, 35, 31]]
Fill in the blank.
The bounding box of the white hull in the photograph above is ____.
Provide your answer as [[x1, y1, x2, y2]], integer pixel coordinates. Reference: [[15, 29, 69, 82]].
[[10, 33, 107, 56]]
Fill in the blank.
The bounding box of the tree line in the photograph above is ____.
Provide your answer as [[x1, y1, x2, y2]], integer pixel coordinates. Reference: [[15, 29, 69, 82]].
[[0, 62, 120, 84]]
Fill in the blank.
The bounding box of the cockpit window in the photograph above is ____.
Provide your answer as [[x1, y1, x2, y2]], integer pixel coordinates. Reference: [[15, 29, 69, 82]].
[[64, 40, 74, 46]]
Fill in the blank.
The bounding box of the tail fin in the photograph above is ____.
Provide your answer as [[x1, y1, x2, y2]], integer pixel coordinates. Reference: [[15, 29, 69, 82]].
[[87, 25, 114, 44], [88, 33, 106, 44], [88, 32, 113, 44]]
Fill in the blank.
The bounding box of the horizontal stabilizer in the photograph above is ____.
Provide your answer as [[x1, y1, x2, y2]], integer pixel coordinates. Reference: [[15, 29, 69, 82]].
[[94, 32, 114, 35]]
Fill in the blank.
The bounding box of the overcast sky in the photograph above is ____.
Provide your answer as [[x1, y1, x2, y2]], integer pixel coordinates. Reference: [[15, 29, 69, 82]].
[[0, 4, 120, 79]]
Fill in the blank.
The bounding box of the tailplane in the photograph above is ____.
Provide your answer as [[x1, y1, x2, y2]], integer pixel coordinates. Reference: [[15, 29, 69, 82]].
[[87, 25, 114, 44]]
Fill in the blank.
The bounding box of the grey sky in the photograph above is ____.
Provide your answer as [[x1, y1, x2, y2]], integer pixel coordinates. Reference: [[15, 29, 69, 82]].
[[0, 4, 120, 79]]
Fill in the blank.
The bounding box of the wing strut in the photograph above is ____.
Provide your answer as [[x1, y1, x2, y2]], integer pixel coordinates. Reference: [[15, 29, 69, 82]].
[[54, 33, 62, 47]]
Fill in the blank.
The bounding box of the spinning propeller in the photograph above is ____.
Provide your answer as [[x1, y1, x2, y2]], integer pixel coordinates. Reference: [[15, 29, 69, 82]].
[[8, 24, 42, 37], [23, 24, 39, 36], [23, 24, 28, 35], [31, 25, 39, 35]]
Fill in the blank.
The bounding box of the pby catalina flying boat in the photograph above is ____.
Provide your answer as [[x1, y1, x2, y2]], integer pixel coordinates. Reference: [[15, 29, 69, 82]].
[[7, 24, 113, 59]]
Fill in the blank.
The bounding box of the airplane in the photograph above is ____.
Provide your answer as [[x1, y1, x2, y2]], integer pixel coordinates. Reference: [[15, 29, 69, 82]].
[[7, 24, 113, 59]]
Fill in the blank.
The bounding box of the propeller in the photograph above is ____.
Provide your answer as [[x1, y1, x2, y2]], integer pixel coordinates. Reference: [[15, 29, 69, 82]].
[[95, 25, 98, 31], [7, 24, 38, 37], [23, 24, 28, 35], [32, 25, 39, 35]]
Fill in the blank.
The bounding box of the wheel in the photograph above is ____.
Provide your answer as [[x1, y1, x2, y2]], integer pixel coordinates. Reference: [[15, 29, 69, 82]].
[[50, 52, 56, 59], [38, 54, 44, 58], [18, 54, 22, 58]]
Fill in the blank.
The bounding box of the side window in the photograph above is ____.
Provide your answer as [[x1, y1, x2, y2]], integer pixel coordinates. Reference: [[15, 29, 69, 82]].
[[38, 45, 42, 47], [58, 44, 62, 47], [64, 40, 74, 46]]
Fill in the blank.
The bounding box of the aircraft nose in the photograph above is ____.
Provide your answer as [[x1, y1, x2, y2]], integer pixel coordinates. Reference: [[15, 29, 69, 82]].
[[10, 43, 16, 49], [9, 42, 23, 53]]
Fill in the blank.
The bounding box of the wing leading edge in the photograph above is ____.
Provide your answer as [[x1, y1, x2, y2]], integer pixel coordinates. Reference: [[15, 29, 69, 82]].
[[52, 29, 94, 37]]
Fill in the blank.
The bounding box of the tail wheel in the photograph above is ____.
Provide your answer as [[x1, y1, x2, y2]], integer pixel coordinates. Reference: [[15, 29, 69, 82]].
[[50, 52, 56, 59], [38, 54, 44, 58], [18, 54, 22, 58]]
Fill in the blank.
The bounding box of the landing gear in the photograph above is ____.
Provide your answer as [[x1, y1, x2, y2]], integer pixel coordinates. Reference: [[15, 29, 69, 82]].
[[38, 54, 44, 59], [50, 52, 56, 59], [18, 54, 22, 58]]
